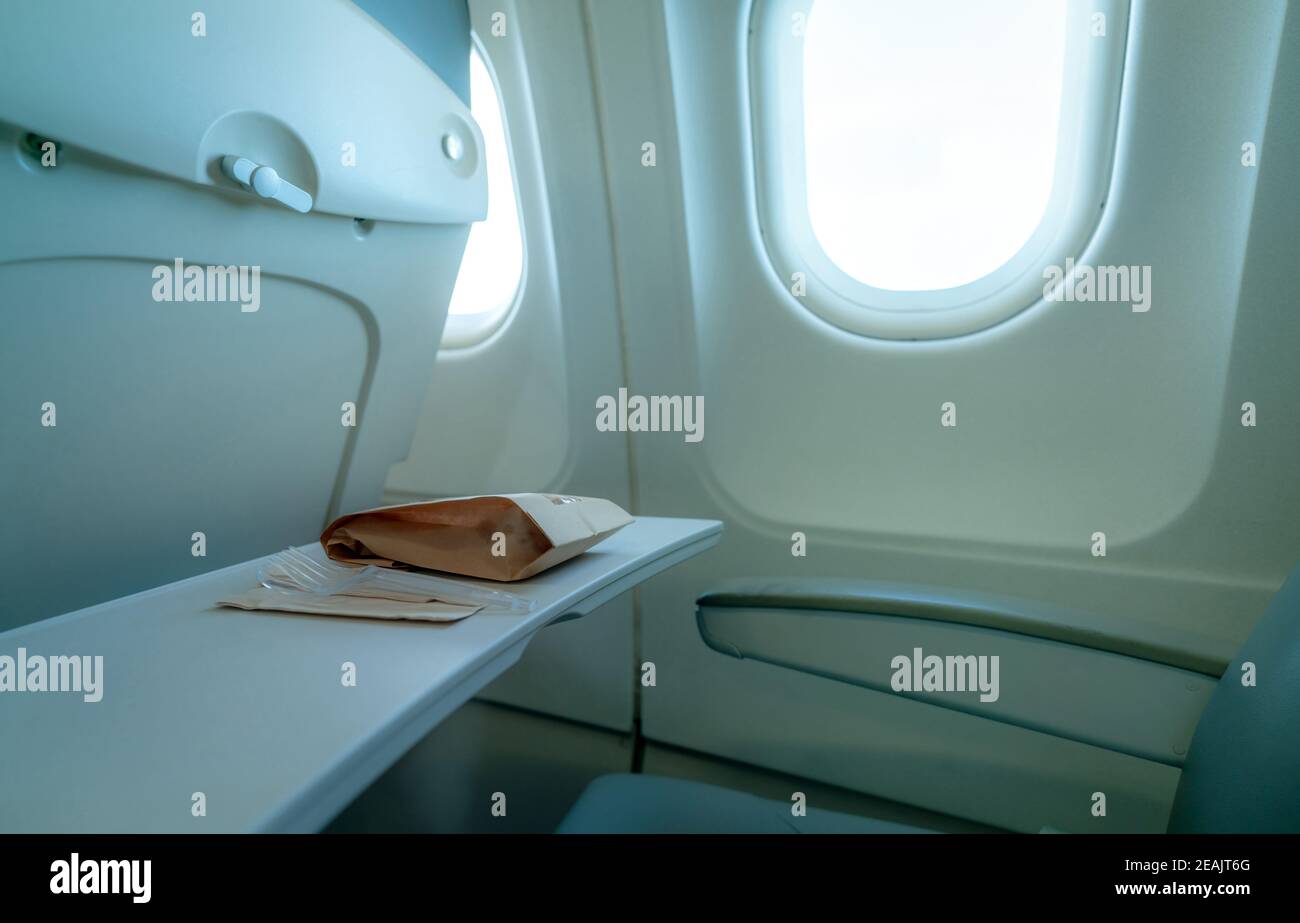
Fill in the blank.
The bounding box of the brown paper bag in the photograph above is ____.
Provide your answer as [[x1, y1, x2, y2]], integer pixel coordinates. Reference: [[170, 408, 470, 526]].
[[320, 494, 633, 582]]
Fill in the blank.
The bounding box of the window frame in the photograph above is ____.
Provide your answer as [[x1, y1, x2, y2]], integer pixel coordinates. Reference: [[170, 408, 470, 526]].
[[749, 0, 1130, 340], [441, 32, 528, 350]]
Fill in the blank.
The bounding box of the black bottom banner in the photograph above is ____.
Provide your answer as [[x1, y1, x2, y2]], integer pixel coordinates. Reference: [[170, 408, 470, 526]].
[[1, 833, 1293, 909]]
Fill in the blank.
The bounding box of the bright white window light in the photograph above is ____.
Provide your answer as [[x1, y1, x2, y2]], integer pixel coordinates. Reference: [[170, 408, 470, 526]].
[[802, 0, 1068, 292], [447, 46, 523, 318]]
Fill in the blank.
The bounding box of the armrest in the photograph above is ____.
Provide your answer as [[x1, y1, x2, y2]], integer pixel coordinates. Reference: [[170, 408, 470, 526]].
[[696, 578, 1229, 766], [697, 578, 1231, 676]]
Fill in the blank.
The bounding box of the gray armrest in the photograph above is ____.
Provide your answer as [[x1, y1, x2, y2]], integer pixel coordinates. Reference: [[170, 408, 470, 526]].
[[697, 578, 1231, 676], [696, 578, 1232, 765]]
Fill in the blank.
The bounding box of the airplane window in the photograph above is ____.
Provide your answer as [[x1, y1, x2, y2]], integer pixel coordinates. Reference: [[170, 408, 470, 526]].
[[445, 45, 524, 329], [751, 0, 1124, 339], [802, 0, 1067, 292]]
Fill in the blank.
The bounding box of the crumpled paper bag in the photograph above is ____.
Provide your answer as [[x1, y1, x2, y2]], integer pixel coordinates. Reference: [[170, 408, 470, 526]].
[[320, 493, 633, 581]]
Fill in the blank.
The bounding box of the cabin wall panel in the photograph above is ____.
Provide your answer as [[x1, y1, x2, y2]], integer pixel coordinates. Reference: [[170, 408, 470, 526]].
[[585, 0, 1299, 828]]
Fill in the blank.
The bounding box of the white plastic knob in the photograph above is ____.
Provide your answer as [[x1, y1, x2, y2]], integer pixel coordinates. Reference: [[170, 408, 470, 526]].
[[250, 165, 282, 198], [220, 155, 312, 214]]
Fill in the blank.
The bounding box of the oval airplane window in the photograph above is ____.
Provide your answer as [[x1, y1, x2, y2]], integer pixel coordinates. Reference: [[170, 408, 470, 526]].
[[804, 0, 1065, 291], [752, 0, 1129, 339], [443, 43, 524, 348]]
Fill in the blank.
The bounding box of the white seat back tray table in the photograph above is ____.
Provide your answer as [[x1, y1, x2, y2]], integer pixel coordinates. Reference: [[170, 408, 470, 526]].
[[0, 517, 721, 833]]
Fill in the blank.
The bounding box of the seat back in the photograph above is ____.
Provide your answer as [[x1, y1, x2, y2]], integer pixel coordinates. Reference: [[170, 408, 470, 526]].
[[1167, 561, 1300, 832], [0, 0, 484, 628]]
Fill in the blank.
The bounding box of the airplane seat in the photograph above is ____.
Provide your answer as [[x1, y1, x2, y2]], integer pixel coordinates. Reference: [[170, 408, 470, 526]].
[[559, 561, 1300, 834], [0, 0, 484, 630], [1166, 558, 1300, 833]]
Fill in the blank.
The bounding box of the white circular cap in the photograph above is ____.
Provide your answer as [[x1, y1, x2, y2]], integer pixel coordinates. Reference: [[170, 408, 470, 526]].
[[250, 165, 282, 198], [441, 132, 464, 162]]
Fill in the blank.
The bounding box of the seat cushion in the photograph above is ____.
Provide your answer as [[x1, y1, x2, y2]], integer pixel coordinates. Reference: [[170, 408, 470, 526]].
[[557, 774, 934, 834], [1168, 559, 1300, 832]]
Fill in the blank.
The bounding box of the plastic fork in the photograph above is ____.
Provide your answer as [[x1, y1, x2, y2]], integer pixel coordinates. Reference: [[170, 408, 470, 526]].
[[257, 546, 533, 612]]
